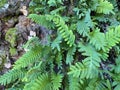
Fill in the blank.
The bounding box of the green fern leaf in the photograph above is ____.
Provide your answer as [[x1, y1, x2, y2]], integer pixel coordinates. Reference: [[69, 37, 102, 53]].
[[68, 76, 80, 90], [51, 33, 62, 51], [96, 0, 114, 14], [70, 42, 102, 78], [86, 79, 108, 90], [66, 45, 76, 65], [30, 73, 52, 90], [28, 14, 54, 29], [13, 37, 43, 69], [113, 55, 120, 73], [105, 26, 120, 52], [68, 62, 88, 78], [77, 20, 90, 37], [89, 28, 106, 51], [0, 69, 26, 85], [51, 73, 63, 90], [13, 46, 42, 69], [53, 15, 75, 47]]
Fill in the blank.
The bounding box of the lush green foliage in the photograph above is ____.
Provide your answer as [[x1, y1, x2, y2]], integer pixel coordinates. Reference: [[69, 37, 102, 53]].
[[1, 0, 120, 90]]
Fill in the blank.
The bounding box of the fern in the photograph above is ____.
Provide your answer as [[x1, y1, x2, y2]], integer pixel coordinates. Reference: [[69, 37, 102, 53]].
[[114, 56, 120, 73], [24, 73, 63, 90], [66, 45, 76, 65], [96, 0, 114, 14], [52, 15, 75, 47], [68, 62, 88, 78], [51, 73, 63, 90], [1, 0, 120, 90], [13, 46, 42, 69], [77, 19, 90, 37], [105, 26, 120, 52], [13, 37, 42, 69], [25, 73, 51, 90], [68, 75, 80, 90], [89, 28, 106, 51], [78, 42, 101, 67], [51, 32, 62, 51], [0, 69, 26, 85], [86, 79, 108, 90], [28, 14, 54, 29]]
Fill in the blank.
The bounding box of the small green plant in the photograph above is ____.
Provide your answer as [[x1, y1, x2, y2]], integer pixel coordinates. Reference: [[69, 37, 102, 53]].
[[1, 0, 120, 90]]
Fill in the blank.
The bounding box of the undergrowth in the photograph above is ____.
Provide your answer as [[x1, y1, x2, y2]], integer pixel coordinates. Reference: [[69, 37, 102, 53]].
[[1, 0, 120, 90]]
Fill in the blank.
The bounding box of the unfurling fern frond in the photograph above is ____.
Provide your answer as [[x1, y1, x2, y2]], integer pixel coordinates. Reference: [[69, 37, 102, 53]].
[[0, 69, 26, 85], [53, 15, 75, 47]]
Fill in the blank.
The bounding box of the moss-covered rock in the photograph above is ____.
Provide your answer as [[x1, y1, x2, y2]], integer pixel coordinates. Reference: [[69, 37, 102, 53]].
[[9, 47, 18, 56], [0, 51, 6, 70], [5, 28, 17, 47]]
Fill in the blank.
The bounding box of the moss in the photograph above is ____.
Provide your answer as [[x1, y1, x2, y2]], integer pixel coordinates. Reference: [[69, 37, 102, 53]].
[[0, 0, 7, 8], [0, 51, 6, 70], [5, 28, 17, 47], [10, 47, 17, 56]]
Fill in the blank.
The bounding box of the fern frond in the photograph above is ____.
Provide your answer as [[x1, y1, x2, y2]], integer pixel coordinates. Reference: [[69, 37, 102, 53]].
[[77, 20, 90, 37], [68, 62, 88, 78], [68, 76, 80, 90], [86, 79, 108, 90], [105, 26, 120, 52], [51, 73, 63, 90], [23, 61, 43, 82], [78, 42, 101, 67], [66, 45, 76, 65], [113, 81, 120, 90], [55, 52, 63, 69], [114, 55, 120, 73], [89, 28, 106, 51], [25, 73, 51, 90], [28, 14, 54, 29], [96, 0, 114, 14], [0, 69, 26, 85], [13, 46, 42, 69], [53, 15, 75, 47], [68, 42, 101, 78], [51, 33, 62, 51]]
